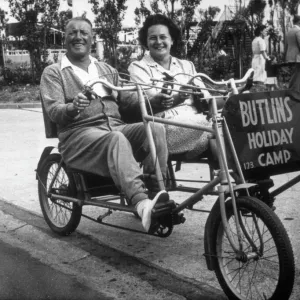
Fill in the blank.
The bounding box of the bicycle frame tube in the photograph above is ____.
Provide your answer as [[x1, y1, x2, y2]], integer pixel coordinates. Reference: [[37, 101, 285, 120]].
[[210, 97, 243, 252], [138, 86, 244, 252], [137, 85, 165, 191], [85, 73, 254, 253]]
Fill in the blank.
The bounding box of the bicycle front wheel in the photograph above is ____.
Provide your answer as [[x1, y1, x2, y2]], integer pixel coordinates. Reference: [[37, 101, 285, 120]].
[[211, 196, 294, 300]]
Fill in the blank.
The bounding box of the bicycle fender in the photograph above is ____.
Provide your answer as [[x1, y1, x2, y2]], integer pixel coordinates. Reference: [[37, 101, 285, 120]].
[[204, 197, 220, 271], [35, 146, 56, 179]]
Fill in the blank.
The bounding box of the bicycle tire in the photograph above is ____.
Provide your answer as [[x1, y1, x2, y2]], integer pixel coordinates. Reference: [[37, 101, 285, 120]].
[[38, 153, 82, 236], [211, 196, 295, 300]]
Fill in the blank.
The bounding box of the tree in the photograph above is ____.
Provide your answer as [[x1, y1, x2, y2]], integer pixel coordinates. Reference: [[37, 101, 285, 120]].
[[134, 0, 151, 26], [268, 0, 299, 51], [0, 8, 8, 69], [268, 0, 299, 16], [89, 0, 127, 68], [7, 0, 60, 83], [55, 9, 73, 48], [0, 8, 7, 31], [189, 6, 220, 68], [242, 0, 267, 38]]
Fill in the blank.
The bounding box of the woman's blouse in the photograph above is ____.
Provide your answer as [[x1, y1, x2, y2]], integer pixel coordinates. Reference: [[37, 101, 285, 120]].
[[128, 54, 210, 107], [252, 36, 266, 56]]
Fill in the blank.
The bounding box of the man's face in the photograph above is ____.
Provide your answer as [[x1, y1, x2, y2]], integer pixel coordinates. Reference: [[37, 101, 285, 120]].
[[65, 20, 93, 60]]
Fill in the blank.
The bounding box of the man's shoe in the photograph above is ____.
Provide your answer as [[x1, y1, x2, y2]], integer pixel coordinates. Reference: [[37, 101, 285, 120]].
[[136, 190, 169, 232]]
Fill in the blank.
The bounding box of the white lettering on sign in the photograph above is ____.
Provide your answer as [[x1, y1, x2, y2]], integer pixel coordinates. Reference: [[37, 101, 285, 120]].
[[240, 97, 293, 127], [258, 150, 291, 166], [247, 128, 294, 149]]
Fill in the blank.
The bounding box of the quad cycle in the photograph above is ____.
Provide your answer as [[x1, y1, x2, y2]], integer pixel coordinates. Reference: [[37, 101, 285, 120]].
[[36, 69, 296, 300]]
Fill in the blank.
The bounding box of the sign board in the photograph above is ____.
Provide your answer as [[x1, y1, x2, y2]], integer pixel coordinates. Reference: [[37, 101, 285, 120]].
[[223, 90, 300, 178]]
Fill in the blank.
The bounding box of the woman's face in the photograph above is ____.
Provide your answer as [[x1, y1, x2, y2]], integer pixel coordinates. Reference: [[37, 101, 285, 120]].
[[259, 28, 267, 38], [147, 24, 173, 60]]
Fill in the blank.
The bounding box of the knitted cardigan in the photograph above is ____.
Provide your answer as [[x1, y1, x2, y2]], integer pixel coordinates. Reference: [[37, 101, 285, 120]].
[[40, 60, 122, 135]]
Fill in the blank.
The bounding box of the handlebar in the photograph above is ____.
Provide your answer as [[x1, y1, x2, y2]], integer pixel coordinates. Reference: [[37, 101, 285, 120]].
[[148, 68, 254, 95], [84, 78, 204, 97], [84, 78, 139, 92], [190, 68, 254, 87], [83, 68, 254, 97]]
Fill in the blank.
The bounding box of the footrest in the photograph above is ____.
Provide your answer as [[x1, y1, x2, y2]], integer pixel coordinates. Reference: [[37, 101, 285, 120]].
[[152, 200, 176, 217]]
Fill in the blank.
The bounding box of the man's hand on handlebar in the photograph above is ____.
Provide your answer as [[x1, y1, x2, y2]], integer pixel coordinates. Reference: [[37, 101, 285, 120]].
[[67, 92, 95, 116]]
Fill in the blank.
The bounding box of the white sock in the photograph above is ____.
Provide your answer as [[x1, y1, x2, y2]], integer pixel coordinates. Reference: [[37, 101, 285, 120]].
[[136, 199, 150, 218]]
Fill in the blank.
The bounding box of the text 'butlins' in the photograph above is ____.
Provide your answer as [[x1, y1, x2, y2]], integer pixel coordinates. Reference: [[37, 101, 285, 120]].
[[240, 97, 292, 127]]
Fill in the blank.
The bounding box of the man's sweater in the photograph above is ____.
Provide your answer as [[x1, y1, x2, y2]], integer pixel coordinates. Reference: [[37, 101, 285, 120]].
[[40, 60, 122, 135]]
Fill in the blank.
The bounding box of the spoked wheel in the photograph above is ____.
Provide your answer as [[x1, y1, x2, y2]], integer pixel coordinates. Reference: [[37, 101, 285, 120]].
[[38, 153, 82, 236], [211, 196, 295, 300]]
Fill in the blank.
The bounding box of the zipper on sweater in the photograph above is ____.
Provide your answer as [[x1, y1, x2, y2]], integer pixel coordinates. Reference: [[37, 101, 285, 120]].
[[98, 97, 112, 131]]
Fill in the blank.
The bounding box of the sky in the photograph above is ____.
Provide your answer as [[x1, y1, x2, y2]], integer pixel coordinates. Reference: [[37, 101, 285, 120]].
[[1, 0, 229, 26], [123, 0, 229, 26]]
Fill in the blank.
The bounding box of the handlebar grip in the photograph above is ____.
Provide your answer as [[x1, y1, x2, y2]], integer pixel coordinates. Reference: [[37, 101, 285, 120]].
[[161, 72, 174, 95], [82, 86, 95, 100], [161, 83, 173, 95]]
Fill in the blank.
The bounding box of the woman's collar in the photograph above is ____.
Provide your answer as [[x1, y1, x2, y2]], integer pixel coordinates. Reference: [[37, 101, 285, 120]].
[[145, 54, 178, 68]]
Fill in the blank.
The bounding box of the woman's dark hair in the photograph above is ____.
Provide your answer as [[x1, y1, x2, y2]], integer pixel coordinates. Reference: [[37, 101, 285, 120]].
[[138, 14, 181, 51], [254, 25, 266, 37]]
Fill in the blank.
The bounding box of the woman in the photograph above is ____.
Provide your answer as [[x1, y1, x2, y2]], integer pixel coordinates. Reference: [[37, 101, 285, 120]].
[[251, 26, 271, 84], [127, 14, 212, 159]]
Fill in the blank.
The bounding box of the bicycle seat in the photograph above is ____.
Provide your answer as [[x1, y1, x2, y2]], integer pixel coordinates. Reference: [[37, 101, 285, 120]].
[[66, 166, 120, 197]]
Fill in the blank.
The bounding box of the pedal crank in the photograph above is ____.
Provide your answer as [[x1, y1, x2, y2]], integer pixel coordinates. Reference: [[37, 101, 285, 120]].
[[97, 209, 113, 223], [150, 200, 186, 238]]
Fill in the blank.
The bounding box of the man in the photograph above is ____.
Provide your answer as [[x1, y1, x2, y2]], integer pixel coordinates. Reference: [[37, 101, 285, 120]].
[[285, 15, 300, 100], [40, 16, 169, 232]]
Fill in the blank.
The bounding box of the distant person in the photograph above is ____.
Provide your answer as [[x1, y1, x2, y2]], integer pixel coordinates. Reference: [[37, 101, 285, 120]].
[[40, 17, 169, 232], [285, 15, 300, 100], [251, 25, 271, 84]]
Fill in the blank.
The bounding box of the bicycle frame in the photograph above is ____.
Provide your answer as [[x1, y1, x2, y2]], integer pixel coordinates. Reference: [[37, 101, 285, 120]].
[[138, 86, 251, 253], [86, 69, 256, 254], [37, 69, 296, 299]]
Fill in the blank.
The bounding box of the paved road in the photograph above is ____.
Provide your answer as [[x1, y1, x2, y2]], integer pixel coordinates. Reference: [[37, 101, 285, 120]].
[[0, 197, 222, 300], [0, 239, 109, 300], [0, 107, 299, 299]]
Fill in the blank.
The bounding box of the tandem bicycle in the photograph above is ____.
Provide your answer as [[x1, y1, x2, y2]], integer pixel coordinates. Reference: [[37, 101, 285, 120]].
[[36, 68, 296, 300]]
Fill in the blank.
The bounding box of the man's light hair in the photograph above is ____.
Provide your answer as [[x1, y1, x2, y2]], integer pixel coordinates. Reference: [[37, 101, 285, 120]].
[[65, 16, 93, 31]]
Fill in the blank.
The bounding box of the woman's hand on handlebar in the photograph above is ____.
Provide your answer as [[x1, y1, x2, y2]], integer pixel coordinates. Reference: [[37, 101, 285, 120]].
[[178, 86, 192, 102], [150, 93, 174, 110]]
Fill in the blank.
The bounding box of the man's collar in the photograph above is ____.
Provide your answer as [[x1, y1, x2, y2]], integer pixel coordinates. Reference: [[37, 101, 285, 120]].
[[61, 54, 98, 70]]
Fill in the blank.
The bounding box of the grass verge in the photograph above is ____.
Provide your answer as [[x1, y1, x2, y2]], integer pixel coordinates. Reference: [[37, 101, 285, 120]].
[[0, 83, 40, 104]]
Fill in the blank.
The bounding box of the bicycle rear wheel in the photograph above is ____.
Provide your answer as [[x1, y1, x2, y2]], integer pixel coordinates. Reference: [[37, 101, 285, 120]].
[[211, 196, 294, 300], [38, 153, 82, 236]]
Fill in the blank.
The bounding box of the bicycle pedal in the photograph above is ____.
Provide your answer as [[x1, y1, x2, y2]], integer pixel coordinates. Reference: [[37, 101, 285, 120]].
[[152, 200, 176, 217]]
